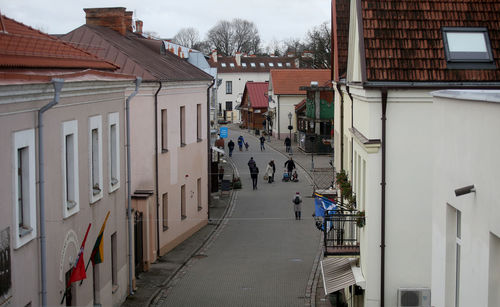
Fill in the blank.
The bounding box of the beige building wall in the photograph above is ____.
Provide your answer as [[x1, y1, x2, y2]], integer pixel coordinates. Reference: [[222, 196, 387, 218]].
[[0, 79, 131, 307]]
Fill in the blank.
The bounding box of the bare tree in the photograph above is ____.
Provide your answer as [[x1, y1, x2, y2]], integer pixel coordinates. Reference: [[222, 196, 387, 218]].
[[305, 22, 331, 68], [173, 27, 200, 48], [206, 19, 261, 56]]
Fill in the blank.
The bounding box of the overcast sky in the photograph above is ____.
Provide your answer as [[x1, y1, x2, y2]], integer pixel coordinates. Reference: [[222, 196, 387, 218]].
[[1, 0, 331, 47]]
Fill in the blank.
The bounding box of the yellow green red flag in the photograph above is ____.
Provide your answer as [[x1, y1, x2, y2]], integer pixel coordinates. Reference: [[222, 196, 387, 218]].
[[90, 211, 110, 265]]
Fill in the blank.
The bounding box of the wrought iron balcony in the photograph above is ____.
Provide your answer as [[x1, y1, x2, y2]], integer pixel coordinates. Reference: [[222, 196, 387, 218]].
[[322, 209, 361, 256]]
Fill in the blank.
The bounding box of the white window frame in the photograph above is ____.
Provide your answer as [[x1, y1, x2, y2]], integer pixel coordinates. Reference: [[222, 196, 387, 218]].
[[62, 120, 79, 218], [89, 115, 103, 203], [108, 113, 120, 193], [12, 129, 37, 248]]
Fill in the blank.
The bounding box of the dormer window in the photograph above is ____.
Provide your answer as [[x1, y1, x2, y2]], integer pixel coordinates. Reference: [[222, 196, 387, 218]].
[[242, 63, 247, 68], [269, 63, 274, 67], [442, 27, 495, 69], [221, 63, 227, 67], [230, 63, 235, 68], [250, 62, 256, 67], [259, 63, 265, 67], [277, 63, 283, 67]]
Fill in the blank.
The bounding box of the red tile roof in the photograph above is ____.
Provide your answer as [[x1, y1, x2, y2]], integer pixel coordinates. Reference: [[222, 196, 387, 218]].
[[0, 69, 134, 85], [242, 82, 269, 109], [0, 15, 117, 70], [359, 0, 500, 82], [270, 69, 331, 95], [332, 0, 350, 81]]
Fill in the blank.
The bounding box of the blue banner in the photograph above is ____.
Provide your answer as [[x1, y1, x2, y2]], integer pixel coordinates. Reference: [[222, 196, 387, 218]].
[[314, 193, 336, 217]]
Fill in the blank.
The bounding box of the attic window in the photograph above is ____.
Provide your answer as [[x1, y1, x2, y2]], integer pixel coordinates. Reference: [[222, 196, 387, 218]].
[[250, 62, 256, 67], [442, 27, 495, 69], [286, 62, 291, 67], [242, 63, 247, 68], [277, 63, 283, 67], [269, 63, 274, 67], [259, 63, 265, 67], [230, 63, 235, 68], [221, 63, 227, 67]]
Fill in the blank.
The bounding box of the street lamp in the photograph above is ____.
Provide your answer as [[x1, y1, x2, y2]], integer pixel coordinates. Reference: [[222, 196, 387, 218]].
[[287, 111, 293, 141], [267, 115, 272, 141]]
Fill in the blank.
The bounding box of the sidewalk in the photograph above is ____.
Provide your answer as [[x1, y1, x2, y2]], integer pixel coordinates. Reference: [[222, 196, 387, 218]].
[[122, 125, 333, 307], [121, 161, 235, 307]]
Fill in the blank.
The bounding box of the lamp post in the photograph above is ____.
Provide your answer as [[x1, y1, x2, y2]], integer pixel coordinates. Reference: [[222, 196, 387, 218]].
[[288, 111, 293, 141], [310, 121, 315, 170], [267, 115, 272, 141]]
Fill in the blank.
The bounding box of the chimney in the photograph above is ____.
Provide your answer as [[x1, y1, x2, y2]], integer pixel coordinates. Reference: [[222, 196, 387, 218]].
[[211, 49, 218, 63], [84, 7, 127, 35], [235, 52, 241, 66], [125, 11, 133, 32], [135, 20, 143, 35]]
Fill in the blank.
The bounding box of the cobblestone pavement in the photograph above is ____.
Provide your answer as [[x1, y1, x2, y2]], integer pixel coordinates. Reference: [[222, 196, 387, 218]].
[[151, 127, 324, 307]]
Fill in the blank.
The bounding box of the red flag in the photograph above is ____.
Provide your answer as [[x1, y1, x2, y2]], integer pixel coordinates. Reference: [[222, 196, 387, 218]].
[[69, 223, 91, 284]]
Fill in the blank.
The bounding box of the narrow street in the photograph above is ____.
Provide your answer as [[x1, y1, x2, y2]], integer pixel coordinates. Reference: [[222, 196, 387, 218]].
[[153, 128, 322, 306]]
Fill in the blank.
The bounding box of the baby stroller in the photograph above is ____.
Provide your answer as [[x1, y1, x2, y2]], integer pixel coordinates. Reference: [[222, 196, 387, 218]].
[[291, 170, 299, 182], [282, 169, 290, 182]]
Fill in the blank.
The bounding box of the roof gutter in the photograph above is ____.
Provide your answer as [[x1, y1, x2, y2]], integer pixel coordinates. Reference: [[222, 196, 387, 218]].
[[126, 77, 142, 296], [154, 81, 162, 259], [38, 78, 64, 307], [363, 81, 500, 89], [207, 79, 215, 219], [380, 88, 387, 307]]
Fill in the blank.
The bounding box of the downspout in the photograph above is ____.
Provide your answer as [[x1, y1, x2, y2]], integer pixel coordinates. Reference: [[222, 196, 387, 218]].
[[380, 89, 387, 307], [154, 82, 162, 257], [38, 78, 64, 307], [277, 95, 281, 140], [207, 79, 215, 219], [126, 77, 142, 295], [346, 85, 354, 176], [335, 84, 344, 170]]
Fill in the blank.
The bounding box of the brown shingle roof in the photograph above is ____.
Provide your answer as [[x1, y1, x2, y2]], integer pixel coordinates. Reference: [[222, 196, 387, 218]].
[[210, 56, 299, 73], [242, 82, 269, 109], [0, 15, 117, 70], [360, 0, 500, 82], [61, 25, 212, 82], [270, 69, 331, 95]]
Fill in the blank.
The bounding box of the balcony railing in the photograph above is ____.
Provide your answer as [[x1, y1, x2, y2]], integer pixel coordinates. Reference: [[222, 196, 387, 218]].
[[323, 209, 361, 256]]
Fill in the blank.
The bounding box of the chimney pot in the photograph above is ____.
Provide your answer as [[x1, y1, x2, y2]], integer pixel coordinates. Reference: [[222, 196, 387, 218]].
[[84, 7, 127, 35], [125, 11, 133, 32], [135, 20, 143, 35]]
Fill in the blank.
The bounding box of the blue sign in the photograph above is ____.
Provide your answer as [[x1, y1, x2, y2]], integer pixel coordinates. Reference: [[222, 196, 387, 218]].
[[219, 127, 228, 138]]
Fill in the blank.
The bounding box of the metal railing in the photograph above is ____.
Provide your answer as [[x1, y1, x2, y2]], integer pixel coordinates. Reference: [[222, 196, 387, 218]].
[[323, 209, 361, 256]]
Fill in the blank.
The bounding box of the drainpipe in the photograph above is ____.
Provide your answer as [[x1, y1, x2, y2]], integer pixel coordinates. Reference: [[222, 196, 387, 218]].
[[346, 85, 354, 176], [126, 77, 142, 295], [207, 79, 215, 219], [154, 82, 162, 258], [38, 78, 64, 307], [277, 95, 281, 140], [380, 89, 387, 307], [335, 83, 344, 171]]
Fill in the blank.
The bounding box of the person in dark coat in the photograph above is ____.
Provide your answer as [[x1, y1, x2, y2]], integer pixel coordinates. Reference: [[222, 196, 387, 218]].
[[292, 192, 303, 220], [250, 165, 259, 190], [284, 136, 291, 153], [248, 157, 256, 173], [259, 135, 266, 151], [228, 139, 235, 157], [237, 135, 244, 151], [270, 160, 276, 183], [284, 157, 296, 178]]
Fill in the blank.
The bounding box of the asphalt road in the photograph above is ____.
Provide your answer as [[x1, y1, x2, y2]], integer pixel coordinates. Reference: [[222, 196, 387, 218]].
[[153, 129, 322, 307]]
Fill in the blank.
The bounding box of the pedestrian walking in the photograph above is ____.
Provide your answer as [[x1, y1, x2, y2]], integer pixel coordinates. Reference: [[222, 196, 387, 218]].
[[284, 156, 296, 179], [265, 161, 274, 183], [284, 136, 291, 153], [293, 192, 302, 220], [228, 139, 235, 157], [259, 135, 266, 151], [250, 165, 259, 190], [248, 157, 256, 173], [238, 135, 244, 151], [270, 160, 276, 182], [244, 142, 249, 151]]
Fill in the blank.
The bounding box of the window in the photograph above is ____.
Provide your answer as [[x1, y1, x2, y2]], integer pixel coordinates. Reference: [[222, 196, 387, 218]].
[[446, 205, 461, 307], [162, 193, 168, 230], [111, 232, 117, 288], [242, 63, 247, 68], [221, 63, 227, 67], [442, 27, 495, 69], [180, 106, 186, 147], [65, 269, 75, 306], [259, 63, 265, 67], [181, 185, 186, 220], [269, 63, 274, 67], [108, 113, 120, 192], [92, 261, 100, 304], [489, 233, 500, 306], [225, 101, 233, 111], [226, 81, 232, 94], [250, 62, 256, 67], [13, 129, 36, 248], [197, 104, 202, 141], [277, 63, 283, 67], [89, 116, 103, 203], [197, 178, 202, 211], [62, 121, 79, 218], [161, 109, 168, 152], [455, 210, 461, 307], [229, 63, 235, 68], [286, 62, 291, 67]]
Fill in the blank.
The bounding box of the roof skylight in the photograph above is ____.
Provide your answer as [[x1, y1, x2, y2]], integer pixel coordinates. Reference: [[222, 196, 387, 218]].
[[442, 27, 495, 69]]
